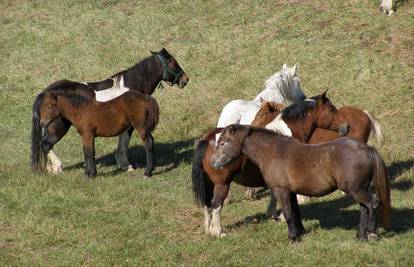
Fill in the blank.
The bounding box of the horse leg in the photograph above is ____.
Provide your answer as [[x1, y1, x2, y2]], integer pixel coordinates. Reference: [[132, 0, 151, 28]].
[[245, 187, 257, 200], [356, 204, 369, 240], [350, 190, 378, 241], [209, 184, 230, 237], [203, 206, 212, 234], [82, 134, 96, 178], [115, 128, 134, 171], [139, 131, 155, 179], [266, 191, 281, 221], [42, 118, 71, 173], [271, 188, 301, 242], [290, 192, 305, 235]]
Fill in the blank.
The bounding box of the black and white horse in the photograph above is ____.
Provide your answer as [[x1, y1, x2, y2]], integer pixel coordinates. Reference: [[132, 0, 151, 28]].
[[31, 48, 189, 174]]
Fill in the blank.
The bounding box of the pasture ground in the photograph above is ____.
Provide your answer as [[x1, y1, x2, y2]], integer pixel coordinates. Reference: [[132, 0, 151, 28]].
[[1, 0, 413, 266]]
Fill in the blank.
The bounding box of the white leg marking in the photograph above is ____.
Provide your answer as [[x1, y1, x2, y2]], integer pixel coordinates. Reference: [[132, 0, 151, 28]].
[[203, 206, 212, 234], [209, 205, 225, 237], [47, 150, 63, 174]]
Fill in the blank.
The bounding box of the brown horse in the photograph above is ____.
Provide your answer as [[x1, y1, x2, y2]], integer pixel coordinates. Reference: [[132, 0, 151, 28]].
[[32, 48, 188, 174], [191, 93, 336, 237], [210, 125, 391, 242], [38, 90, 159, 178]]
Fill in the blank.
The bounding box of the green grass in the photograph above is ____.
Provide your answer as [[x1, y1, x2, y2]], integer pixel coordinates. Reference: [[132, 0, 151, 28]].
[[1, 0, 414, 265]]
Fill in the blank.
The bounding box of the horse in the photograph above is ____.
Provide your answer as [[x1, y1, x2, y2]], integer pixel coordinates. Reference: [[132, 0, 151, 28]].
[[31, 48, 188, 174], [191, 92, 337, 237], [246, 93, 383, 202], [255, 94, 383, 145], [216, 64, 306, 129], [209, 125, 391, 242], [37, 90, 159, 178]]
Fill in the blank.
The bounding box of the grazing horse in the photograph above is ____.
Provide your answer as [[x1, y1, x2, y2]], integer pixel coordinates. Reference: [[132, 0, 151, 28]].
[[216, 64, 306, 128], [191, 92, 336, 237], [37, 90, 159, 178], [209, 125, 391, 242], [31, 48, 188, 174]]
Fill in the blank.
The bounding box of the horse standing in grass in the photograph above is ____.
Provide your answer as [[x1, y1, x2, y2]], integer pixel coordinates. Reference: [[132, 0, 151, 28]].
[[192, 92, 336, 237], [38, 90, 159, 178], [31, 48, 188, 174], [216, 64, 306, 129], [209, 125, 391, 242]]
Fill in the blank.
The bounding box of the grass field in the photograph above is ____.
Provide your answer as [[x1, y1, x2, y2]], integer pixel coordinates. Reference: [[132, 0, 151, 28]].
[[1, 0, 414, 265]]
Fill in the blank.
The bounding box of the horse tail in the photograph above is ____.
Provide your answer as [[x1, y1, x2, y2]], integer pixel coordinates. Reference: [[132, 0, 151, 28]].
[[145, 96, 160, 133], [369, 147, 391, 229], [192, 129, 220, 207], [31, 92, 46, 171], [363, 110, 384, 145]]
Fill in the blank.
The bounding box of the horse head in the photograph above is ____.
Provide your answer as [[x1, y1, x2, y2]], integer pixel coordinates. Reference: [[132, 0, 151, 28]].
[[281, 64, 306, 104], [252, 98, 286, 127], [39, 91, 60, 129], [211, 125, 251, 169], [151, 48, 189, 89], [311, 90, 337, 129]]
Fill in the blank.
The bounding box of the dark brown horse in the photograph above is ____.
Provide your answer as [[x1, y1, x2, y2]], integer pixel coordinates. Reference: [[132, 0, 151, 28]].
[[32, 48, 188, 174], [38, 90, 159, 178], [210, 125, 391, 242], [191, 93, 336, 237]]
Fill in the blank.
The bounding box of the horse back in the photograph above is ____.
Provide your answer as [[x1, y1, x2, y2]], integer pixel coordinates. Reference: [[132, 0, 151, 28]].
[[285, 138, 372, 196], [45, 79, 94, 99], [333, 107, 371, 143]]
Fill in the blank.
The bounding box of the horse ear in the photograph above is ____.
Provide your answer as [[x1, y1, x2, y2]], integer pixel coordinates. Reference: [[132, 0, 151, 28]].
[[227, 125, 235, 135], [292, 64, 297, 75], [260, 97, 265, 104], [282, 63, 288, 70], [150, 50, 157, 55], [321, 89, 329, 101]]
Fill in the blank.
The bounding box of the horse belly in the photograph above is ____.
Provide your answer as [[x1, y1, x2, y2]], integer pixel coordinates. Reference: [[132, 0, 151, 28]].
[[290, 174, 337, 197], [233, 160, 266, 187]]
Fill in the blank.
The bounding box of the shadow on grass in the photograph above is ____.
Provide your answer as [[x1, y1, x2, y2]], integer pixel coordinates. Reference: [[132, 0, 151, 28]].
[[66, 138, 196, 174], [227, 194, 414, 236]]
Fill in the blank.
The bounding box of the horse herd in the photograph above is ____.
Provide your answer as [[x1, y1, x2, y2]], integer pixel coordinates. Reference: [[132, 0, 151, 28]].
[[31, 49, 391, 242]]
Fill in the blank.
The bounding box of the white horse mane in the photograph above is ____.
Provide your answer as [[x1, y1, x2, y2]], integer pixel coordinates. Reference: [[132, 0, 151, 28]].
[[254, 64, 305, 105]]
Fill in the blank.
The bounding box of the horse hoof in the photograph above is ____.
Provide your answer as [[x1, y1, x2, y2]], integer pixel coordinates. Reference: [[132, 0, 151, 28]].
[[127, 165, 134, 172], [367, 233, 379, 241]]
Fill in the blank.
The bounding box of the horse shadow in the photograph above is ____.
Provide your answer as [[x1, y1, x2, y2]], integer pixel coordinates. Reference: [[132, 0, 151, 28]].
[[66, 138, 196, 175], [388, 159, 414, 190]]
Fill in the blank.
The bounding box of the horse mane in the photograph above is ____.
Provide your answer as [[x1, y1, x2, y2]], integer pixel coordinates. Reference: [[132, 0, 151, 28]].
[[281, 100, 316, 122], [111, 55, 159, 90], [54, 91, 91, 108]]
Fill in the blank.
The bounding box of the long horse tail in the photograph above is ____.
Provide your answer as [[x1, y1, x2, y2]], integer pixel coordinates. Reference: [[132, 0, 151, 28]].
[[369, 147, 391, 229], [192, 129, 221, 207], [145, 96, 160, 133], [363, 110, 384, 145], [31, 92, 46, 171]]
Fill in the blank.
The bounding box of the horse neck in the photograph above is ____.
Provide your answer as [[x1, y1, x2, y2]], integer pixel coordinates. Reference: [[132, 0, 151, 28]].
[[241, 131, 280, 168], [255, 76, 286, 103], [56, 96, 87, 122], [284, 112, 317, 143], [122, 56, 163, 95]]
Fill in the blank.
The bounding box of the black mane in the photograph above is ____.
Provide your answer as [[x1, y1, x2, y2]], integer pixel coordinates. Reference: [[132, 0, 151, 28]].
[[55, 91, 91, 108], [281, 100, 316, 122]]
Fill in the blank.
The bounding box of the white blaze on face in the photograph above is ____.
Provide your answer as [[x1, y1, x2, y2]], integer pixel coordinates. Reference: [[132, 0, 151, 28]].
[[94, 76, 130, 102], [265, 113, 293, 137]]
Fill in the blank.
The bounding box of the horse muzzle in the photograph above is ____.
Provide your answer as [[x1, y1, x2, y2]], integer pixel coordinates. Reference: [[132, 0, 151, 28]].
[[211, 159, 224, 170], [178, 74, 189, 89]]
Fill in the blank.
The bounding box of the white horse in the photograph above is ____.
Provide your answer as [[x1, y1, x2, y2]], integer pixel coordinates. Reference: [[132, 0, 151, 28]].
[[216, 64, 306, 128]]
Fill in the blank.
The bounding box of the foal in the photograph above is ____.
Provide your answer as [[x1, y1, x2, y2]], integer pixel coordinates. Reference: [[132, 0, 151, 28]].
[[38, 91, 159, 178], [211, 125, 391, 242]]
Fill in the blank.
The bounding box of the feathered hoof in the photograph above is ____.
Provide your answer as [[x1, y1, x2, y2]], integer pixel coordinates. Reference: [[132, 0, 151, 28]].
[[367, 232, 379, 241], [127, 165, 134, 172]]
